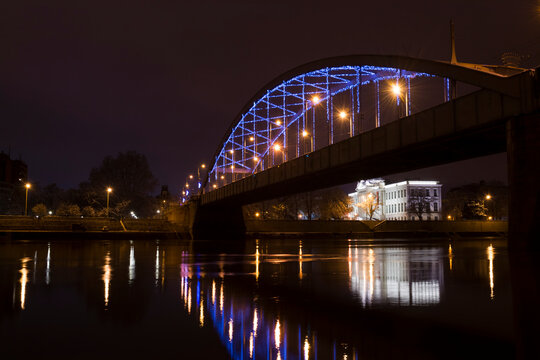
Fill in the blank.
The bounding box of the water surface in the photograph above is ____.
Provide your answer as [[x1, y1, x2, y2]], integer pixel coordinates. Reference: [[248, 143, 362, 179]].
[[0, 237, 515, 359]]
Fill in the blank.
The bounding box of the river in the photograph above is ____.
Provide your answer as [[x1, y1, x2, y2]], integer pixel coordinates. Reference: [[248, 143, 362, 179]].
[[0, 237, 516, 359]]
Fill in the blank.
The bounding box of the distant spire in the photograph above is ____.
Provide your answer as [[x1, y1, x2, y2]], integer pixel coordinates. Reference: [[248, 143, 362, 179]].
[[450, 20, 458, 64]]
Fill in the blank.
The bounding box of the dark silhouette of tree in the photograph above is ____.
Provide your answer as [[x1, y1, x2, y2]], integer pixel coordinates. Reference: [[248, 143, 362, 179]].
[[317, 188, 351, 220], [88, 151, 158, 217], [408, 189, 432, 221]]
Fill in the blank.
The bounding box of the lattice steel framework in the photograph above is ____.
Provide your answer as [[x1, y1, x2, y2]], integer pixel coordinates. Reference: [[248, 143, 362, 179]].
[[185, 65, 445, 198]]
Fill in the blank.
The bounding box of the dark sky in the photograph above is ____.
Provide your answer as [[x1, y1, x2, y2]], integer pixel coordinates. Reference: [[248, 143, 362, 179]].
[[1, 1, 539, 195]]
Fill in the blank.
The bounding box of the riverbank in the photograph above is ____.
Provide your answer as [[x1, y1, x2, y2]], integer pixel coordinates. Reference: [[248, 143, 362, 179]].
[[0, 215, 506, 240], [246, 219, 507, 239], [0, 216, 186, 240]]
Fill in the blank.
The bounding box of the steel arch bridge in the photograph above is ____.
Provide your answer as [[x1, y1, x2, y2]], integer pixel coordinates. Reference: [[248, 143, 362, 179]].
[[184, 55, 524, 200]]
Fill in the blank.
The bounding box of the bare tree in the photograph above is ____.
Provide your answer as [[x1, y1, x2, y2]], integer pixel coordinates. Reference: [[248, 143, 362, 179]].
[[408, 190, 432, 221], [358, 193, 379, 220]]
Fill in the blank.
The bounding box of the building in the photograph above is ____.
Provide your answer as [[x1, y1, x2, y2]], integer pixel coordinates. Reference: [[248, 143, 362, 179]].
[[0, 152, 28, 213], [349, 179, 442, 221]]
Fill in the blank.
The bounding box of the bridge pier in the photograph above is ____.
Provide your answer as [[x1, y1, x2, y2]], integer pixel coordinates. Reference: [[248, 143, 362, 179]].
[[507, 113, 540, 250], [190, 200, 246, 240]]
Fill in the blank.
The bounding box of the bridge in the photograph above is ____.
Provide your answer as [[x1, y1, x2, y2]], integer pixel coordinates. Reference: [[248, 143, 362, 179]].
[[178, 55, 540, 248]]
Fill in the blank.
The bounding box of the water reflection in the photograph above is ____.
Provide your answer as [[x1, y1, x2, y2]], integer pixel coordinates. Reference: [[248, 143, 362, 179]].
[[448, 244, 453, 271], [1, 238, 511, 359], [488, 244, 495, 299], [129, 243, 135, 285], [175, 239, 496, 359], [46, 242, 51, 284], [349, 246, 442, 306], [103, 251, 112, 307], [19, 257, 31, 310]]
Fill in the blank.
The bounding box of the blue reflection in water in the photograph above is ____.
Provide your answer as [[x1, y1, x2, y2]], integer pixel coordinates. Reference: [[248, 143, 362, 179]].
[[178, 241, 455, 360]]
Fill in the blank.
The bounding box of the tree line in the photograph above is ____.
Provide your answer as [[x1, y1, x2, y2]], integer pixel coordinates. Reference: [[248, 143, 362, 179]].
[[1, 151, 160, 218], [244, 187, 352, 220]]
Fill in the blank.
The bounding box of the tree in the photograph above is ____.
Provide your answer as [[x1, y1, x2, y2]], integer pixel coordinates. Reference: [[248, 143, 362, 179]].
[[408, 190, 431, 221], [88, 151, 158, 217], [57, 203, 81, 217], [358, 193, 379, 220], [32, 203, 48, 217], [81, 206, 96, 217], [317, 188, 352, 220]]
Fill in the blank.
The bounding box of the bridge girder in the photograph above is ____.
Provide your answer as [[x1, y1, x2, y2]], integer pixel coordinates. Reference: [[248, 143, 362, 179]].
[[195, 55, 528, 198]]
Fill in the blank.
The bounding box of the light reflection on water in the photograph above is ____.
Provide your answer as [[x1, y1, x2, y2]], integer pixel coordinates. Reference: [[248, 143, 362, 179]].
[[2, 238, 513, 359]]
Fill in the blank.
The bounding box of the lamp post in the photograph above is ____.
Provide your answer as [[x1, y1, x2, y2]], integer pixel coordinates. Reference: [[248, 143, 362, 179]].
[[197, 164, 206, 194], [391, 81, 408, 118], [106, 187, 112, 217], [484, 194, 492, 219], [302, 130, 313, 153], [339, 111, 352, 137], [24, 183, 31, 216], [273, 143, 283, 166]]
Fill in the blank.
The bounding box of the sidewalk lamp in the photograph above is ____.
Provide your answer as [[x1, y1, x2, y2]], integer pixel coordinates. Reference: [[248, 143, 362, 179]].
[[484, 194, 492, 219], [302, 130, 313, 152], [24, 183, 31, 216], [339, 111, 352, 137], [106, 187, 112, 217], [391, 81, 409, 117]]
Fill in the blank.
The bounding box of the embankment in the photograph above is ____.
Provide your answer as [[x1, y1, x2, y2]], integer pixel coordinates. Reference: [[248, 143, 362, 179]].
[[245, 219, 507, 239]]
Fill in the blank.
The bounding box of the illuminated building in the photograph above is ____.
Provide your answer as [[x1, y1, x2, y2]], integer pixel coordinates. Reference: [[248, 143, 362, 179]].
[[349, 179, 443, 220]]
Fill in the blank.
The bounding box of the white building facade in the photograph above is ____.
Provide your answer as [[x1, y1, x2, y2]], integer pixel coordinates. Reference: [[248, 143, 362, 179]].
[[349, 180, 443, 221]]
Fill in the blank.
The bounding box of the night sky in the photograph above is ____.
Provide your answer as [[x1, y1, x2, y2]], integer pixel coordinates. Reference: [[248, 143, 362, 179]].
[[1, 1, 539, 195]]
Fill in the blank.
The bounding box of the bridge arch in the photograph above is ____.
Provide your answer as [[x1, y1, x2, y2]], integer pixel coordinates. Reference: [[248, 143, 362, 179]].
[[198, 55, 523, 195]]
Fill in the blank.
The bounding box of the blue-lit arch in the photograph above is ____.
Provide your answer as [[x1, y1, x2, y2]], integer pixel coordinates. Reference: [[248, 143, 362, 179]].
[[200, 55, 523, 193]]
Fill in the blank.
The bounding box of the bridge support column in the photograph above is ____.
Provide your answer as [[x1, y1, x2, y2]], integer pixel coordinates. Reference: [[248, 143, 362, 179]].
[[507, 113, 540, 250], [507, 113, 540, 360], [190, 200, 246, 240]]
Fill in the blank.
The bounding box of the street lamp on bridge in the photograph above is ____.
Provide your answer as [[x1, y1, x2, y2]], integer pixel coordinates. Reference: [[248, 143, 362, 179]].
[[302, 130, 313, 153], [339, 110, 352, 138], [391, 81, 409, 118]]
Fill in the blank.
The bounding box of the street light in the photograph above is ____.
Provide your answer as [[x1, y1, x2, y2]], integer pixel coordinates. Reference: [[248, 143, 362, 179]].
[[302, 130, 313, 153], [339, 110, 352, 137], [106, 187, 112, 217], [484, 194, 492, 220], [24, 183, 31, 216], [197, 164, 206, 191], [391, 81, 409, 117]]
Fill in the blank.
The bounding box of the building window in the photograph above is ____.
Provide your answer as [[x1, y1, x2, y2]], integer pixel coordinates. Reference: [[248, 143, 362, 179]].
[[426, 189, 430, 196], [434, 189, 438, 197], [434, 202, 438, 211]]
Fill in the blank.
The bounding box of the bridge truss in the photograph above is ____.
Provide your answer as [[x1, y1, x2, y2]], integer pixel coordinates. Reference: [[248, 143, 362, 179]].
[[183, 64, 463, 200]]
